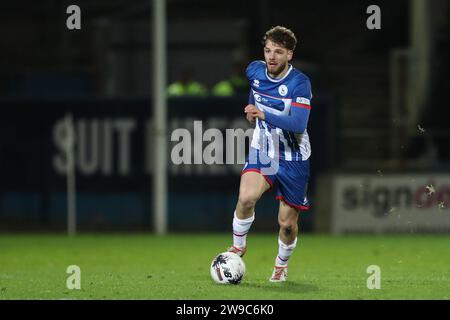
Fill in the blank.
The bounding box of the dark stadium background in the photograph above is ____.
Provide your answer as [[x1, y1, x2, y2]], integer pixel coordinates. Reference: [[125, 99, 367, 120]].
[[0, 0, 448, 234]]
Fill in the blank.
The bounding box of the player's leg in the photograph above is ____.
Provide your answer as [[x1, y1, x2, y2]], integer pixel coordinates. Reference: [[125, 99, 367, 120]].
[[229, 170, 272, 256], [236, 171, 271, 219], [269, 201, 299, 282], [278, 200, 299, 248], [270, 160, 310, 282]]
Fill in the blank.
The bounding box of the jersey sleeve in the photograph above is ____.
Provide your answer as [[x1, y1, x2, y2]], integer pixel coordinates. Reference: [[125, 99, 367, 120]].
[[263, 77, 312, 134], [245, 60, 263, 81], [248, 90, 255, 104], [246, 61, 262, 104], [291, 77, 312, 106]]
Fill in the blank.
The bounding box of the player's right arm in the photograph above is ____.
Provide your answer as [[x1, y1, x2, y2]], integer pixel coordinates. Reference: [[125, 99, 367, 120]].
[[244, 61, 262, 125], [246, 91, 256, 124]]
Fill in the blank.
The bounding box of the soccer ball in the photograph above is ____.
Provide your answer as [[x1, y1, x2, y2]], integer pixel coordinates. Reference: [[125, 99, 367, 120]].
[[210, 252, 246, 285]]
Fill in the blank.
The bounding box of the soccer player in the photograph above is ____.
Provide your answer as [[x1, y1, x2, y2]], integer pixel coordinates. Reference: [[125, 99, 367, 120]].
[[228, 26, 313, 282]]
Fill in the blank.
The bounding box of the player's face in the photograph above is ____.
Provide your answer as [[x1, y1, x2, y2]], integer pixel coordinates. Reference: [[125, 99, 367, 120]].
[[264, 40, 293, 78]]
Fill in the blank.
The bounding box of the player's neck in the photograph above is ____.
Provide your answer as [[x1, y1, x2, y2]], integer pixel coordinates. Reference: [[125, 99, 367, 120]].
[[268, 64, 290, 79]]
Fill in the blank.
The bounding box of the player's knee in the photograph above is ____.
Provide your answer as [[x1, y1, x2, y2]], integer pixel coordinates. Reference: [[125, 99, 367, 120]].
[[278, 218, 298, 236], [238, 191, 258, 210]]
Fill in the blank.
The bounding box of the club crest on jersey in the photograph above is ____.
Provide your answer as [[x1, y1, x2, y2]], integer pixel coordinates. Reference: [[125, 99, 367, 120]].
[[253, 79, 260, 88], [278, 85, 288, 96]]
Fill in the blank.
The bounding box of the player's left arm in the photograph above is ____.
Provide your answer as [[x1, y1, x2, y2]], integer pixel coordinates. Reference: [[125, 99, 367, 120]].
[[245, 79, 312, 134]]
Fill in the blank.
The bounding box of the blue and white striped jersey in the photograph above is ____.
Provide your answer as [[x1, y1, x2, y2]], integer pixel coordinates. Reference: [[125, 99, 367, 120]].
[[246, 60, 313, 161]]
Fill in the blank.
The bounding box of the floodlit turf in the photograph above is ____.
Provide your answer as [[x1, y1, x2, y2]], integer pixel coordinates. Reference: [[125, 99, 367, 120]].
[[0, 234, 449, 299]]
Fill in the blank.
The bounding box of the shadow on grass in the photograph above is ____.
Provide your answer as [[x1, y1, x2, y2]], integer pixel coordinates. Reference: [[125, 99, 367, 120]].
[[242, 281, 319, 295]]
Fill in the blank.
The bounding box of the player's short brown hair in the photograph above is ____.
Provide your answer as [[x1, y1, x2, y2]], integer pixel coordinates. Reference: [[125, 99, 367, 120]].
[[262, 26, 297, 51]]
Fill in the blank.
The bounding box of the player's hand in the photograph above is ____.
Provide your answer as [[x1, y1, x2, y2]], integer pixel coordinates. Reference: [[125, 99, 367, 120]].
[[246, 112, 256, 124], [244, 104, 265, 121]]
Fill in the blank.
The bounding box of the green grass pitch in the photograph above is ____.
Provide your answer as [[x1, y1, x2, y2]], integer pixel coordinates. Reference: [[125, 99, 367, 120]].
[[1, 234, 449, 299]]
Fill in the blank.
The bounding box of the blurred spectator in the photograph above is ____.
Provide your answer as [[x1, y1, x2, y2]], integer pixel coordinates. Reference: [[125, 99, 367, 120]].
[[167, 69, 208, 97], [212, 62, 248, 97]]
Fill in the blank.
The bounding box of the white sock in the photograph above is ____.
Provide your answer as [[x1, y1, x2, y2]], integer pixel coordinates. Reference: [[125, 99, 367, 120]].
[[232, 211, 255, 249], [275, 237, 297, 266]]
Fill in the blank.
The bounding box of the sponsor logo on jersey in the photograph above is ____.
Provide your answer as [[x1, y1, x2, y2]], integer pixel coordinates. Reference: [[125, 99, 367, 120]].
[[253, 79, 260, 88], [278, 85, 288, 96], [254, 94, 262, 102]]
